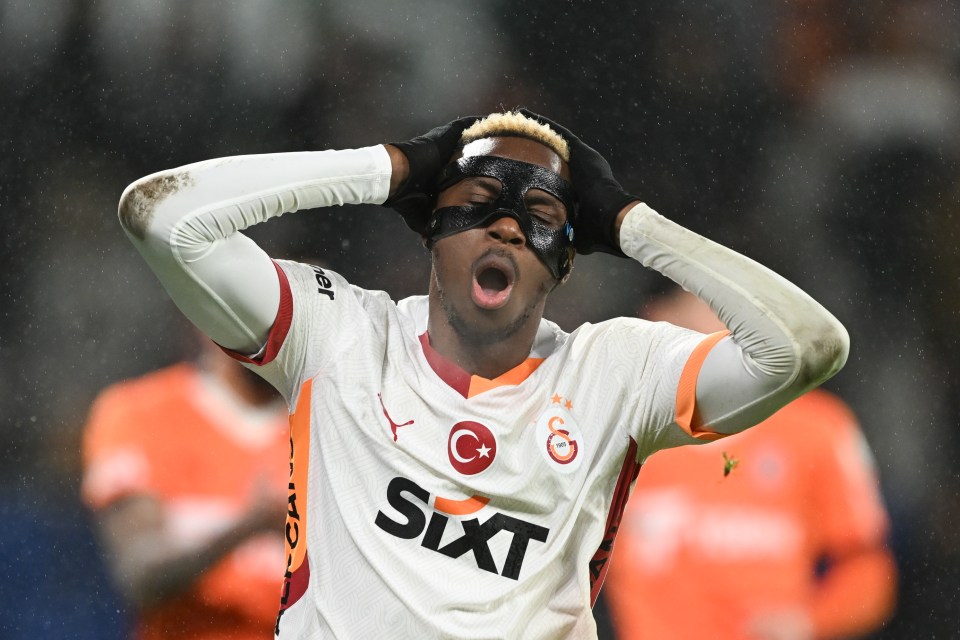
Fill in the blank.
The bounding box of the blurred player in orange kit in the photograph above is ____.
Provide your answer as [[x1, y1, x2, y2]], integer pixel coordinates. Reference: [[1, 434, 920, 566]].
[[601, 287, 897, 640], [81, 337, 289, 640]]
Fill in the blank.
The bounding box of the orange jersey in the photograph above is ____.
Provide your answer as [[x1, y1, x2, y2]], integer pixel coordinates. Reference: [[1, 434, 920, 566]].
[[603, 389, 893, 640], [82, 363, 289, 640]]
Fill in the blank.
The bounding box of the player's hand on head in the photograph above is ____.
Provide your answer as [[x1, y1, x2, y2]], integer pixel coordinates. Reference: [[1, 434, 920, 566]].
[[384, 115, 480, 235], [519, 108, 640, 256]]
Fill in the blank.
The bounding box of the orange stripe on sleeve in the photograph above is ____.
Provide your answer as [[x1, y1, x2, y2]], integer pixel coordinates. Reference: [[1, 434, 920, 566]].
[[675, 330, 729, 440]]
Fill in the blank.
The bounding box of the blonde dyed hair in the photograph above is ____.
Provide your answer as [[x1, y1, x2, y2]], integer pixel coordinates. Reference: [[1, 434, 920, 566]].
[[460, 111, 570, 162]]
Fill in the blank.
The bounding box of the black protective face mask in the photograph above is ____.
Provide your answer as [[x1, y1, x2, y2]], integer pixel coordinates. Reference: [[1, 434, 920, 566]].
[[426, 155, 576, 280]]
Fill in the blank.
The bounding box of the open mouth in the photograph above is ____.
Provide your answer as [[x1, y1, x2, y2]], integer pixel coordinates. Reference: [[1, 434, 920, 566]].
[[471, 253, 516, 310]]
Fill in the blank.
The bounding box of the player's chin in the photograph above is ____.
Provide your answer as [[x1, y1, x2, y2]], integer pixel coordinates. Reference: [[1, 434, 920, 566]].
[[450, 302, 532, 344]]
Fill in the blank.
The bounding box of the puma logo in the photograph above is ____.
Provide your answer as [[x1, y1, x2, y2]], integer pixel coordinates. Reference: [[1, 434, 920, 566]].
[[378, 393, 414, 442]]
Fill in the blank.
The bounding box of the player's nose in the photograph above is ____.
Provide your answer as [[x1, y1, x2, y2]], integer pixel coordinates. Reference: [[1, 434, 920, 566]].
[[487, 214, 525, 247]]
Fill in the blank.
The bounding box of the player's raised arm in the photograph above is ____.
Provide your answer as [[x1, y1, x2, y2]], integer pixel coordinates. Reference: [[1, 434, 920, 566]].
[[117, 147, 391, 353], [521, 109, 849, 436], [616, 203, 849, 436], [118, 117, 477, 355]]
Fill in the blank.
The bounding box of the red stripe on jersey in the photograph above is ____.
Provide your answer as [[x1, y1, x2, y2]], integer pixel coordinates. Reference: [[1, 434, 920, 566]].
[[419, 332, 545, 399], [419, 333, 472, 397], [589, 437, 641, 606], [220, 260, 294, 366]]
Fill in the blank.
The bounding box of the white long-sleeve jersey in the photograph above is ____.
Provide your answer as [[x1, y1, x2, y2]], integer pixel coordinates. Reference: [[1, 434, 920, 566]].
[[118, 144, 848, 639]]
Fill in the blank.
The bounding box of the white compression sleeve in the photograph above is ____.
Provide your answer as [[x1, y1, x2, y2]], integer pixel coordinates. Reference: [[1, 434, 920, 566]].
[[119, 145, 393, 354], [619, 203, 849, 434]]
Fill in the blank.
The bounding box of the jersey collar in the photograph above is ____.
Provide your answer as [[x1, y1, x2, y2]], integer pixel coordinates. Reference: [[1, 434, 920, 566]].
[[418, 332, 544, 399]]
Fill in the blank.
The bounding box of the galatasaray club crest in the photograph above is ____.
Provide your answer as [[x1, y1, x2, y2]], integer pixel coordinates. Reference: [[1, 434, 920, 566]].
[[536, 393, 583, 473]]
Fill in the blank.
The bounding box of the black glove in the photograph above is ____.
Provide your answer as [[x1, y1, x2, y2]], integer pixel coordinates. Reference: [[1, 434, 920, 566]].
[[384, 115, 480, 234], [519, 108, 639, 256]]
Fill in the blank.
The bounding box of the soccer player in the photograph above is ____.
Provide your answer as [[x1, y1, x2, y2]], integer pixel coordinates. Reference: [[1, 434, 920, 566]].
[[600, 288, 896, 640], [82, 338, 289, 640], [117, 110, 849, 639]]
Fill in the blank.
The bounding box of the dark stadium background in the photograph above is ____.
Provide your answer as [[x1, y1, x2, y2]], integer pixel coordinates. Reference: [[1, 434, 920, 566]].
[[2, 1, 958, 637]]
